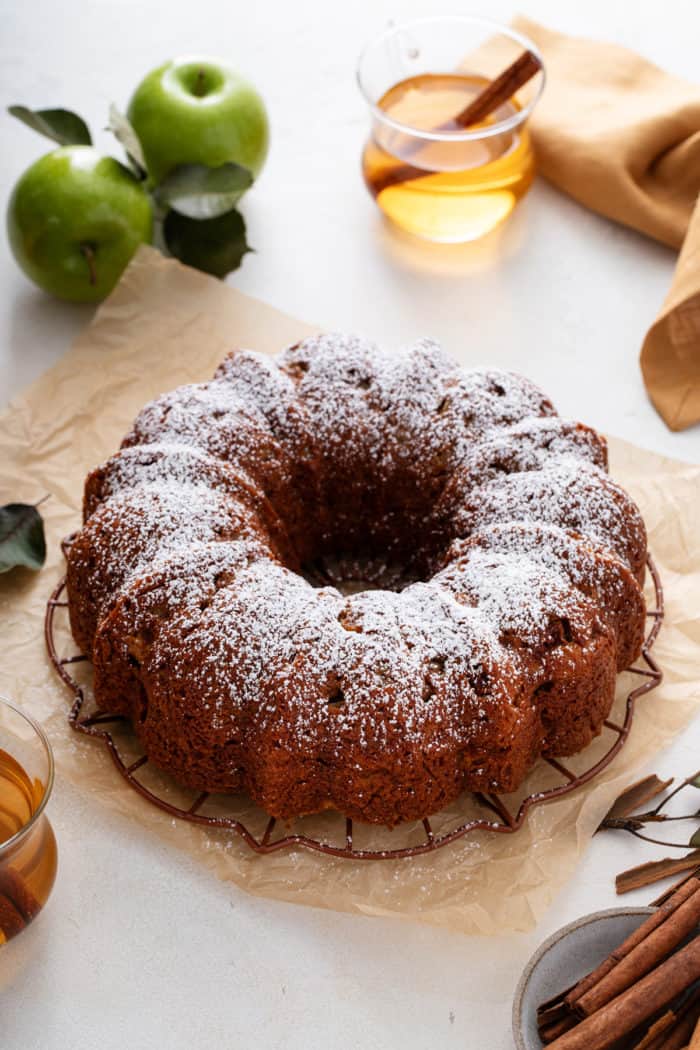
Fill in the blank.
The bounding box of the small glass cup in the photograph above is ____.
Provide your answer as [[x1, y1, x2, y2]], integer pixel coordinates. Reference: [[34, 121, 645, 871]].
[[357, 15, 545, 243], [0, 696, 57, 945]]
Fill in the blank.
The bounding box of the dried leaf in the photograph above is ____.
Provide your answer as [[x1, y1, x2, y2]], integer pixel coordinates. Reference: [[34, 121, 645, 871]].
[[603, 774, 674, 821], [8, 105, 91, 146]]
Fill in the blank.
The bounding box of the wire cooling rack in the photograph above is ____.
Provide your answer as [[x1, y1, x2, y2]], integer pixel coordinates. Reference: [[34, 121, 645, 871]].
[[45, 550, 664, 861]]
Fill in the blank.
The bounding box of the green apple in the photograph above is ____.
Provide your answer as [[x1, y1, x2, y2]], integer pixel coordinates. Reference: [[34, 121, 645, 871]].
[[127, 56, 269, 186], [7, 146, 152, 303]]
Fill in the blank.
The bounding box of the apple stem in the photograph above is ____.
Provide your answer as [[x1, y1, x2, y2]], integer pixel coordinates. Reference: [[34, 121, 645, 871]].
[[194, 68, 207, 97], [80, 243, 97, 286]]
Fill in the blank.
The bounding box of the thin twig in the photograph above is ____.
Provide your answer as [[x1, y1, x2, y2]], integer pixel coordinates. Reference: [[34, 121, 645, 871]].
[[651, 770, 700, 815], [601, 772, 700, 852], [628, 829, 696, 850]]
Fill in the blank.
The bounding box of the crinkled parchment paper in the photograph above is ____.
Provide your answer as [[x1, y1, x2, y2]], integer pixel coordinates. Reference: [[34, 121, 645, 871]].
[[1, 246, 699, 935]]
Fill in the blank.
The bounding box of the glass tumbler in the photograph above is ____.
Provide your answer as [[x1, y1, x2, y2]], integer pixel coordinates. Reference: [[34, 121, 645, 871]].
[[0, 695, 57, 944], [357, 15, 545, 242]]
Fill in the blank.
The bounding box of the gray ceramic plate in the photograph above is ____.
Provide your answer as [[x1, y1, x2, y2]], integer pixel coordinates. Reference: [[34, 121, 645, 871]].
[[512, 906, 654, 1050]]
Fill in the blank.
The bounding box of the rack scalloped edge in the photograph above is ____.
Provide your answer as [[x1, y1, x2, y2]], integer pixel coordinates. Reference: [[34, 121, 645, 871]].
[[45, 551, 664, 861]]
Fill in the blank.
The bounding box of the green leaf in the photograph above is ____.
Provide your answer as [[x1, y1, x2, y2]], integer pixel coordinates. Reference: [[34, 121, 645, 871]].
[[8, 105, 91, 146], [107, 104, 147, 179], [690, 827, 700, 848], [163, 207, 252, 278], [155, 163, 253, 219], [0, 503, 46, 574]]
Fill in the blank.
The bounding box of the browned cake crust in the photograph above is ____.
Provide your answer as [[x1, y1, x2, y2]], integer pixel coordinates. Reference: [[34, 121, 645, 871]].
[[66, 335, 648, 826]]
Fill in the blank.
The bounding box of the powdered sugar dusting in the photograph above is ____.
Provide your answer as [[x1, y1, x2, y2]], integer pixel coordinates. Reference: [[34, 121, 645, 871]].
[[83, 442, 265, 518], [453, 462, 646, 577], [68, 334, 647, 823], [70, 479, 275, 635]]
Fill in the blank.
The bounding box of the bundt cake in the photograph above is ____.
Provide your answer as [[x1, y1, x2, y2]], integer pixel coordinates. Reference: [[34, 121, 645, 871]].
[[66, 334, 647, 826]]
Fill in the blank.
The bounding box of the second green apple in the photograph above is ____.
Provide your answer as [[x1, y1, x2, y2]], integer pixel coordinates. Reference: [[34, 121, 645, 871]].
[[127, 56, 269, 187]]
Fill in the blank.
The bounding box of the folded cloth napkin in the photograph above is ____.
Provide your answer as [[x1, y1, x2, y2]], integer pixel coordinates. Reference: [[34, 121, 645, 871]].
[[641, 202, 700, 431], [510, 16, 700, 431]]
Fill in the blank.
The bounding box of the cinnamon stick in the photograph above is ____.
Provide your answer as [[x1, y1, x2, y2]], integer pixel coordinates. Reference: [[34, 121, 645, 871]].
[[541, 1015, 577, 1043], [617, 852, 700, 895], [0, 865, 40, 921], [623, 983, 700, 1049], [661, 1014, 700, 1049], [547, 937, 700, 1050], [539, 999, 574, 1028], [0, 892, 25, 940], [689, 1015, 700, 1049], [452, 50, 542, 127], [367, 50, 541, 198], [634, 1010, 679, 1049], [651, 868, 700, 907], [563, 878, 700, 1009], [575, 886, 700, 1017]]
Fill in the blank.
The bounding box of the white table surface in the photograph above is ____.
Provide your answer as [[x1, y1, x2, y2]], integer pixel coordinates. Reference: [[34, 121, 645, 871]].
[[2, 1, 700, 1046]]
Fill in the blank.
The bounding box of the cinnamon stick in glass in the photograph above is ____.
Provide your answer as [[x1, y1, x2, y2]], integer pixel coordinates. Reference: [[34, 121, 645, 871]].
[[368, 50, 541, 198], [0, 892, 25, 940], [452, 49, 541, 127], [0, 864, 41, 921]]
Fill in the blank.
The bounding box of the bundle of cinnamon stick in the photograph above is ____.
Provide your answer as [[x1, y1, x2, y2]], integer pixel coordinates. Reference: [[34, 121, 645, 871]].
[[537, 873, 700, 1049]]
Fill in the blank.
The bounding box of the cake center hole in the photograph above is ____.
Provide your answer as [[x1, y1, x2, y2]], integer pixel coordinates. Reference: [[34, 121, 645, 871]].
[[302, 552, 421, 595]]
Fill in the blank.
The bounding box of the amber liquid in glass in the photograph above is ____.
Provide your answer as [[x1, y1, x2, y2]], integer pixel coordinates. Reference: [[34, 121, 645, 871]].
[[362, 72, 535, 242], [0, 748, 57, 943]]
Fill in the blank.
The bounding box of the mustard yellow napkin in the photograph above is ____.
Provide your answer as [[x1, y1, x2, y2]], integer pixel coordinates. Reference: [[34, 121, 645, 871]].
[[511, 16, 700, 431], [641, 200, 700, 431]]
